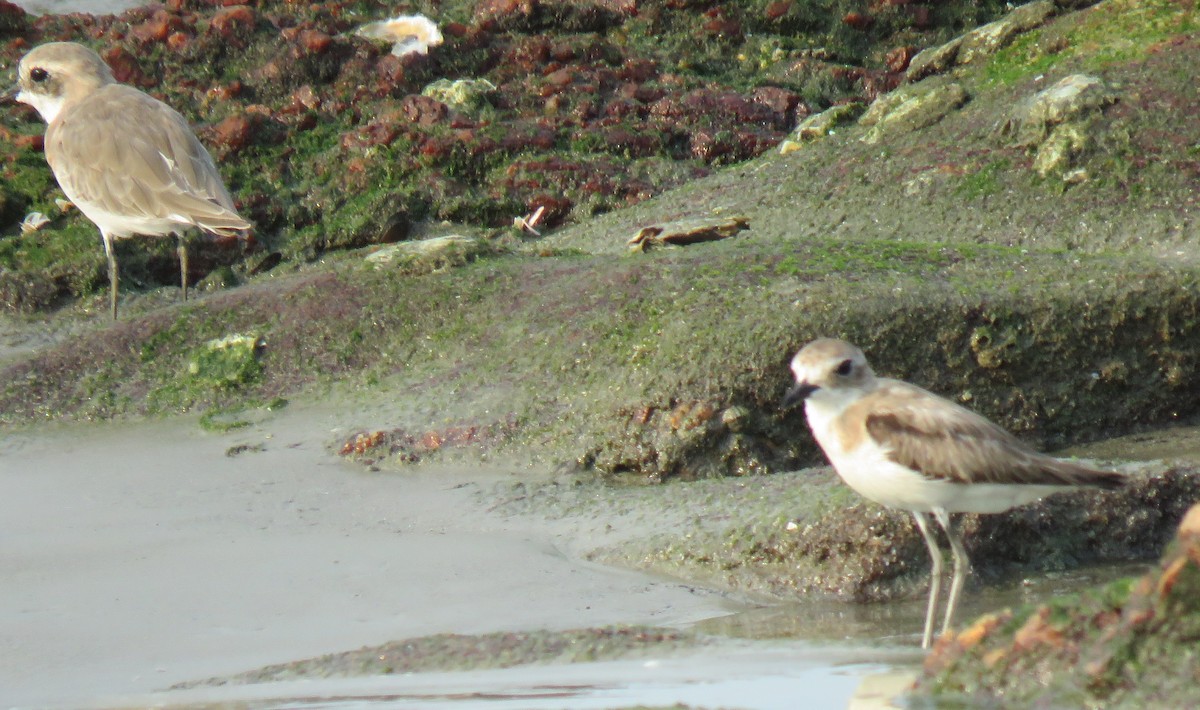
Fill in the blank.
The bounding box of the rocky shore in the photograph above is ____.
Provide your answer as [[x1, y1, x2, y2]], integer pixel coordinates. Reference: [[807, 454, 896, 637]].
[[3, 0, 1200, 704]]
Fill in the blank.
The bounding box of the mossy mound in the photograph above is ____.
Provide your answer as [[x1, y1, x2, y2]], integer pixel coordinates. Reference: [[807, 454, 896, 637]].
[[0, 0, 1018, 308], [1, 0, 1199, 485], [912, 501, 1200, 707]]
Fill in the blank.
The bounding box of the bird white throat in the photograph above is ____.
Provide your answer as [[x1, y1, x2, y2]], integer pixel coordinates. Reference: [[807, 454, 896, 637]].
[[783, 337, 1124, 648]]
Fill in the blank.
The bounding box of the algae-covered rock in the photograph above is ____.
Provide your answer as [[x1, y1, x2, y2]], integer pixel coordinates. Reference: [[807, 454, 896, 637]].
[[364, 235, 491, 275], [187, 333, 263, 390], [779, 103, 864, 153], [906, 0, 1058, 81], [421, 78, 497, 113], [1032, 121, 1092, 177], [913, 500, 1200, 707], [1005, 74, 1115, 144], [905, 38, 963, 83], [860, 82, 968, 144], [0, 267, 57, 313], [1003, 74, 1116, 177], [957, 0, 1057, 65]]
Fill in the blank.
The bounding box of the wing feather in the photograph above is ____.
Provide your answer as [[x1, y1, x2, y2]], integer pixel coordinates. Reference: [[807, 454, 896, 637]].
[[859, 381, 1121, 488], [45, 85, 250, 236]]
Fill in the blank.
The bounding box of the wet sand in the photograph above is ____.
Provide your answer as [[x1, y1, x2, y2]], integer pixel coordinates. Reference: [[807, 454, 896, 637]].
[[0, 407, 757, 708]]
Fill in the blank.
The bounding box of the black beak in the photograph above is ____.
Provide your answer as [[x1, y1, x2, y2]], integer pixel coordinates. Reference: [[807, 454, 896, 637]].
[[781, 382, 817, 410]]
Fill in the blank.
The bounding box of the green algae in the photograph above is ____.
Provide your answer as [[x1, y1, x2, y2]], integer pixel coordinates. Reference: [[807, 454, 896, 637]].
[[983, 0, 1198, 85], [176, 626, 704, 687]]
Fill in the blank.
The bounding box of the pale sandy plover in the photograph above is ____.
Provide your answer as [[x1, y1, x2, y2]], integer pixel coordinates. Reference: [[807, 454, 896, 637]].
[[783, 337, 1123, 648], [10, 42, 251, 319]]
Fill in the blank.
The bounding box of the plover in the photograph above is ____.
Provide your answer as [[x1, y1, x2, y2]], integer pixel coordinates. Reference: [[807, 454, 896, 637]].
[[9, 42, 251, 319], [783, 338, 1123, 648]]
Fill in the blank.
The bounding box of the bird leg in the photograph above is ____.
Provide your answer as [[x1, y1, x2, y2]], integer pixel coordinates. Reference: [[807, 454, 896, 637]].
[[177, 233, 189, 301], [101, 231, 119, 320], [935, 508, 970, 639], [912, 511, 943, 649]]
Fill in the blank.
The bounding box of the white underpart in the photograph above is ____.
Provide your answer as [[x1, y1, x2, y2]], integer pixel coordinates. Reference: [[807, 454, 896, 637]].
[[68, 198, 189, 239], [803, 386, 1066, 515]]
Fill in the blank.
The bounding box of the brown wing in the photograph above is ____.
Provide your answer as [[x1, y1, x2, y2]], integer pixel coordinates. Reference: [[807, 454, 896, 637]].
[[45, 84, 250, 235], [860, 380, 1122, 489]]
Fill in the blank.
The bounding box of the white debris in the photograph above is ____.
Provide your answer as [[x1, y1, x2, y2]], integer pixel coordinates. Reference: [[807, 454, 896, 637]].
[[355, 14, 443, 57], [19, 212, 50, 234]]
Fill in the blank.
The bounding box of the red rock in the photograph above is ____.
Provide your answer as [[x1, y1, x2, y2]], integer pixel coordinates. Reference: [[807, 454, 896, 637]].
[[618, 58, 656, 82], [14, 133, 43, 152], [209, 114, 254, 154], [527, 193, 572, 226], [348, 121, 401, 148], [596, 126, 661, 157], [704, 18, 741, 37], [842, 11, 874, 30], [297, 29, 332, 54], [130, 10, 181, 44], [166, 31, 191, 52], [549, 43, 576, 63], [886, 45, 916, 73], [207, 81, 242, 102], [417, 135, 454, 160], [102, 46, 147, 87], [210, 5, 256, 42], [399, 95, 448, 127], [545, 67, 574, 87], [376, 55, 406, 85], [861, 72, 902, 102], [289, 85, 320, 111], [509, 37, 551, 72], [603, 97, 641, 119], [750, 86, 800, 118], [764, 0, 792, 20]]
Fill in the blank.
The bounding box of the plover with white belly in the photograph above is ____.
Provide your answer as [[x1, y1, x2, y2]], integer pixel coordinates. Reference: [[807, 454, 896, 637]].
[[783, 337, 1124, 648], [9, 42, 251, 319]]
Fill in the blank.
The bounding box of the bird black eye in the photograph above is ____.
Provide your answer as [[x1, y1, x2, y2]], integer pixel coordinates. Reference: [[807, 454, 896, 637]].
[[30, 67, 49, 83], [834, 359, 853, 376]]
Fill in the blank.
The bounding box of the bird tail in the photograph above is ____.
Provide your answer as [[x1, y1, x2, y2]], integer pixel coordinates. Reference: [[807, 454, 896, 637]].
[[1052, 459, 1126, 490]]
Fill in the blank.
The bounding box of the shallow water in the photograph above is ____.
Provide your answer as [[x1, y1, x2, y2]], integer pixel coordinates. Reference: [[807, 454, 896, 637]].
[[98, 646, 901, 709], [0, 401, 1171, 709], [0, 407, 912, 709], [10, 0, 140, 15]]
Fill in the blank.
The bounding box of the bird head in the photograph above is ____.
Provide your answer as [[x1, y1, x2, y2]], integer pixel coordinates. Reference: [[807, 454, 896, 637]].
[[782, 338, 875, 410], [14, 42, 116, 124]]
